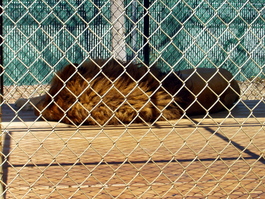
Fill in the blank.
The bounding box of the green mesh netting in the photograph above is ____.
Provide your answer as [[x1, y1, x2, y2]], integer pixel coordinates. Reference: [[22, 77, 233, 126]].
[[3, 0, 265, 85], [3, 0, 111, 85]]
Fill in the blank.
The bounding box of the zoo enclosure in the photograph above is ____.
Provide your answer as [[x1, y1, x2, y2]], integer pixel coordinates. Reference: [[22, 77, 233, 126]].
[[0, 0, 265, 198], [2, 0, 265, 86]]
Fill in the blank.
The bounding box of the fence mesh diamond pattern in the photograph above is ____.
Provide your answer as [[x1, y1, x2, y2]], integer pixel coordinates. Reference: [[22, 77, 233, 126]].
[[1, 0, 265, 198]]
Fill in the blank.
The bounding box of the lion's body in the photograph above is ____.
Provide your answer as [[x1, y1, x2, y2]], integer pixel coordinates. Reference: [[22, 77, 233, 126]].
[[16, 59, 240, 125], [181, 68, 240, 115], [34, 59, 186, 125]]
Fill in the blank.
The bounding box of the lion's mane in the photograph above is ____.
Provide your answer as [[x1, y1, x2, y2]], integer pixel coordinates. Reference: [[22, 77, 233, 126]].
[[35, 59, 187, 125]]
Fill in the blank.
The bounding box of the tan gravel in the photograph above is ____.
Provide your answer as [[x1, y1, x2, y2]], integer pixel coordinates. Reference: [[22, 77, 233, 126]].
[[3, 81, 264, 104], [3, 84, 49, 104]]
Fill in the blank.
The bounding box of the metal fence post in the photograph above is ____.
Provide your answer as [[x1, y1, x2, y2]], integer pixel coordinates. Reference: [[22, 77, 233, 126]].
[[0, 1, 4, 198], [143, 0, 150, 66]]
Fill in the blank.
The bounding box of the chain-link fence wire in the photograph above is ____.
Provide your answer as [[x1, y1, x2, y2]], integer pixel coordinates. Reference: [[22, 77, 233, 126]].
[[1, 0, 265, 198], [2, 0, 265, 101]]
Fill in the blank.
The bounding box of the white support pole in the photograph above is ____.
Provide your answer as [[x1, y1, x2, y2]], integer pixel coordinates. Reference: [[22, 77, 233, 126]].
[[110, 0, 127, 61]]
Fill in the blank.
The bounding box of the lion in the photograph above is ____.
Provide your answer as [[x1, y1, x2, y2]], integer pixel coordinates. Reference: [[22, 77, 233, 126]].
[[15, 59, 240, 125]]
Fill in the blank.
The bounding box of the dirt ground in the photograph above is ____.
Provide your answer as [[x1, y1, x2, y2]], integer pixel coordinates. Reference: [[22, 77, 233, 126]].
[[1, 80, 265, 199]]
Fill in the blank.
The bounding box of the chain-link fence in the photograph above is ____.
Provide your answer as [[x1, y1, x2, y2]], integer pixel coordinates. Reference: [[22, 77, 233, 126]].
[[1, 0, 265, 198]]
